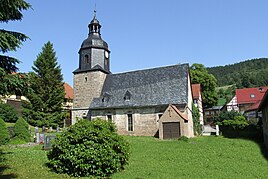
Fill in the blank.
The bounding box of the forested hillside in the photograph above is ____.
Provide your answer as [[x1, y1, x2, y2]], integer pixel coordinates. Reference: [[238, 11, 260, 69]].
[[207, 58, 268, 88]]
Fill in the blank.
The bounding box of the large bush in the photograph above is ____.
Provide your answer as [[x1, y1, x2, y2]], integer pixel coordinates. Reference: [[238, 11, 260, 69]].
[[14, 117, 31, 142], [0, 118, 10, 145], [0, 102, 18, 122], [47, 119, 130, 178]]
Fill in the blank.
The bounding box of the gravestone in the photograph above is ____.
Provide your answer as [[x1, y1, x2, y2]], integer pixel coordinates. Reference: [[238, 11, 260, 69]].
[[42, 126, 45, 133], [35, 133, 40, 143], [39, 133, 45, 144], [43, 135, 56, 150], [49, 127, 53, 132], [56, 126, 60, 132], [35, 126, 38, 133]]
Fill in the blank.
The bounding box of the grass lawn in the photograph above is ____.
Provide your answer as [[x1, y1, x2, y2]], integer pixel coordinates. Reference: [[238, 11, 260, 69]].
[[1, 136, 268, 178]]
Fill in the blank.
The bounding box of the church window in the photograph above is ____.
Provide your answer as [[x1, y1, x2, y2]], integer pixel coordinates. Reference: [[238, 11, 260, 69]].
[[107, 114, 112, 122], [124, 90, 132, 101], [84, 55, 89, 64], [85, 77, 88, 82], [127, 114, 133, 131]]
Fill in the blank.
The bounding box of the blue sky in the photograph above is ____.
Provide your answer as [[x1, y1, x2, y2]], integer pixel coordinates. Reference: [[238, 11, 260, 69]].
[[2, 0, 268, 86]]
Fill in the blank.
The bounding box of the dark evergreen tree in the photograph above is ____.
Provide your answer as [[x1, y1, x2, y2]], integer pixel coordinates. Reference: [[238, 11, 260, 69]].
[[190, 63, 218, 107], [0, 0, 31, 96], [23, 42, 65, 127]]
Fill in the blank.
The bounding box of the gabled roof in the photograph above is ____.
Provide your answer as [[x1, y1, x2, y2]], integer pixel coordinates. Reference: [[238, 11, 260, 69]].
[[192, 84, 201, 99], [90, 64, 189, 109], [170, 104, 188, 121], [64, 83, 74, 99], [236, 86, 268, 105]]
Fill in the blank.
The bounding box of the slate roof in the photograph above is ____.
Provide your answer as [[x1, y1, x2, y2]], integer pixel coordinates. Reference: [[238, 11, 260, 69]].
[[90, 64, 189, 109]]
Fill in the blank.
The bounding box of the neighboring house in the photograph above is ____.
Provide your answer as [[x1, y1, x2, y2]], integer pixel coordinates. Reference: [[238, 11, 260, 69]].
[[204, 106, 224, 123], [192, 84, 204, 125], [72, 12, 194, 138], [63, 83, 74, 110], [1, 82, 73, 114], [226, 95, 239, 112], [258, 90, 268, 150], [236, 86, 268, 120]]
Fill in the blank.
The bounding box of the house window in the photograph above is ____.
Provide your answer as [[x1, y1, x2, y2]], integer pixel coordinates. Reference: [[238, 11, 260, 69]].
[[107, 114, 112, 122], [250, 94, 255, 98], [127, 114, 133, 131], [193, 99, 198, 104]]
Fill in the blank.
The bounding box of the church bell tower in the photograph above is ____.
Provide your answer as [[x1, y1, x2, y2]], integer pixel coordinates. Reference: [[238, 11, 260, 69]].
[[72, 10, 110, 123]]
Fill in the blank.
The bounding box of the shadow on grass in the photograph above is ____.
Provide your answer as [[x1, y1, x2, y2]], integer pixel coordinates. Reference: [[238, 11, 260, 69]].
[[0, 149, 17, 178], [220, 125, 268, 161]]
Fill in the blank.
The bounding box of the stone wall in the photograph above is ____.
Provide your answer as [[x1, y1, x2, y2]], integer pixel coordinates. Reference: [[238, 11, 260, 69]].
[[72, 71, 107, 124], [91, 106, 166, 136]]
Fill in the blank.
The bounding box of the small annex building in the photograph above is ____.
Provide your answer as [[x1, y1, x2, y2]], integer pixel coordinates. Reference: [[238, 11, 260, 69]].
[[72, 12, 194, 138]]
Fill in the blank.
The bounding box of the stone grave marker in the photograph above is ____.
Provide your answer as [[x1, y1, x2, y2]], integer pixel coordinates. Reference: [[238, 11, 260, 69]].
[[39, 133, 45, 144], [43, 135, 56, 150]]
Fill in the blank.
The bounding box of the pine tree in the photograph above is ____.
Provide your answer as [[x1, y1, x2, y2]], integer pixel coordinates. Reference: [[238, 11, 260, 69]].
[[0, 0, 31, 96], [24, 42, 65, 127]]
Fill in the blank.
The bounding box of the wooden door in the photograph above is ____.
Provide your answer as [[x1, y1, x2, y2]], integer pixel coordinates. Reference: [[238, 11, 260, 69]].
[[163, 122, 180, 139]]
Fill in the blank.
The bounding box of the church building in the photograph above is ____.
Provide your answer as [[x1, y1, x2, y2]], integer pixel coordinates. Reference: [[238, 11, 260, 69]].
[[72, 12, 194, 138]]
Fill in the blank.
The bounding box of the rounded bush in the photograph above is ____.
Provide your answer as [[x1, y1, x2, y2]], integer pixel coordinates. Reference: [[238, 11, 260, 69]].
[[0, 118, 10, 145], [47, 119, 130, 178], [0, 103, 18, 122], [14, 117, 31, 142]]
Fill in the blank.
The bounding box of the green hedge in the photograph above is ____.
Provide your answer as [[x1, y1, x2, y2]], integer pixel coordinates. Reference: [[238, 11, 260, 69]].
[[47, 119, 130, 177], [14, 117, 31, 142], [0, 118, 10, 145], [0, 103, 18, 122]]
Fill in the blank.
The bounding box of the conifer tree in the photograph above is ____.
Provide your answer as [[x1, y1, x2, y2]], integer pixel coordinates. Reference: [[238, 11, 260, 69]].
[[24, 42, 65, 127], [0, 0, 31, 96], [0, 118, 10, 145]]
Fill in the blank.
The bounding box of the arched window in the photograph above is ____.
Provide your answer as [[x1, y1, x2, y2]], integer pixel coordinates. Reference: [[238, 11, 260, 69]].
[[84, 55, 89, 64]]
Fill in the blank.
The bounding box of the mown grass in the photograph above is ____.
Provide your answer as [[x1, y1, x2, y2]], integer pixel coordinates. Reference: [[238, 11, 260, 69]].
[[0, 136, 267, 178]]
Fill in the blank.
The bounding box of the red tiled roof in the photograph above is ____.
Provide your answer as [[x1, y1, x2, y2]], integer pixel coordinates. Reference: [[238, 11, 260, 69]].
[[192, 84, 201, 98], [170, 104, 188, 121], [236, 86, 268, 105], [64, 83, 74, 99], [246, 100, 261, 112]]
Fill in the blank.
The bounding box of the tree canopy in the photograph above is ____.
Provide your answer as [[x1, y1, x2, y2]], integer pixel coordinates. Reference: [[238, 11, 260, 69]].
[[190, 63, 218, 108], [0, 0, 31, 96], [207, 58, 268, 88]]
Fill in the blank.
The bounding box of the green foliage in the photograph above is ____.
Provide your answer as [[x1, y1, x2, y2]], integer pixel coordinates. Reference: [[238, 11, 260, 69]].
[[214, 111, 249, 130], [192, 103, 202, 135], [14, 117, 30, 142], [221, 116, 249, 130], [207, 58, 268, 88], [23, 42, 65, 126], [0, 118, 10, 145], [190, 63, 218, 107], [0, 0, 31, 96], [0, 102, 18, 122], [178, 136, 189, 142], [47, 119, 130, 178]]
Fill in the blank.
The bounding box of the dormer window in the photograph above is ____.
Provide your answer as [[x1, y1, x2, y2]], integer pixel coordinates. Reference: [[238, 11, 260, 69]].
[[250, 94, 255, 98], [102, 93, 111, 103], [124, 90, 132, 101]]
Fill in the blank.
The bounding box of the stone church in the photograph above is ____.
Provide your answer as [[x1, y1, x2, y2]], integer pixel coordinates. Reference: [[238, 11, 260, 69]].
[[72, 12, 194, 138]]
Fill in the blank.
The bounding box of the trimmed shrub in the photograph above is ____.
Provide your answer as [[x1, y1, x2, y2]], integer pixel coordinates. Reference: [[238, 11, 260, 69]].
[[0, 102, 18, 122], [14, 117, 31, 142], [0, 118, 10, 145], [47, 119, 130, 178]]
